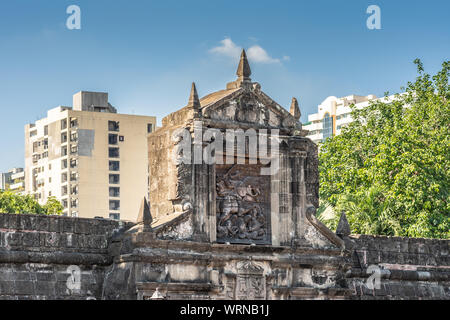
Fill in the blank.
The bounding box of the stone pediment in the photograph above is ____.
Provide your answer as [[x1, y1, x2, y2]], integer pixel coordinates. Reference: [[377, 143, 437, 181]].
[[147, 49, 341, 250], [199, 84, 299, 131]]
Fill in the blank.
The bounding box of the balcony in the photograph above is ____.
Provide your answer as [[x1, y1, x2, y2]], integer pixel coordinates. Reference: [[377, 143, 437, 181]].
[[11, 171, 25, 180], [10, 181, 24, 190]]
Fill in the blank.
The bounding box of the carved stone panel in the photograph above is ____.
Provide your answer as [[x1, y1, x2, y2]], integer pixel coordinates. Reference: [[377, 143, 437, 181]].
[[235, 261, 266, 300], [215, 164, 271, 244]]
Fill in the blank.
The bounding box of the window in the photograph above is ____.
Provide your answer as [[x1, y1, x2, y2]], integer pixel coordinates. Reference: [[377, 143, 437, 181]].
[[119, 135, 124, 142], [109, 147, 119, 158], [109, 213, 120, 221], [61, 119, 67, 130], [71, 185, 78, 195], [61, 159, 68, 169], [109, 174, 120, 184], [49, 164, 52, 170], [322, 113, 333, 142], [33, 142, 38, 153], [61, 173, 68, 183], [49, 177, 52, 183], [70, 145, 78, 155], [62, 199, 68, 209], [70, 132, 78, 142], [108, 134, 118, 145], [108, 121, 119, 132], [71, 199, 78, 208], [44, 125, 48, 136], [147, 123, 153, 133], [42, 151, 48, 158], [43, 139, 48, 150], [48, 191, 52, 197], [32, 154, 40, 163], [30, 130, 37, 137], [62, 186, 68, 196], [70, 172, 77, 182], [61, 146, 68, 156], [70, 158, 78, 168], [61, 132, 68, 143], [109, 200, 120, 211], [109, 161, 120, 171], [70, 118, 78, 128], [109, 187, 120, 197]]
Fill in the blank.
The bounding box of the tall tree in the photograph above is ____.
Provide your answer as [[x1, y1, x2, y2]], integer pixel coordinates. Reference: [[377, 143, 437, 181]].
[[0, 190, 63, 215], [319, 60, 449, 239]]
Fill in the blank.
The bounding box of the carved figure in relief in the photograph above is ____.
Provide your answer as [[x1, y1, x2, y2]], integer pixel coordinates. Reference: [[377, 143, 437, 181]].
[[216, 167, 267, 241]]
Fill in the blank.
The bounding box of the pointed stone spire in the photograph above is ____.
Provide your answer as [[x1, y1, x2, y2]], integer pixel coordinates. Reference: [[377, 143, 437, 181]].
[[336, 212, 351, 238], [137, 197, 152, 227], [290, 97, 301, 121], [187, 82, 201, 110], [150, 288, 165, 300], [236, 49, 251, 81]]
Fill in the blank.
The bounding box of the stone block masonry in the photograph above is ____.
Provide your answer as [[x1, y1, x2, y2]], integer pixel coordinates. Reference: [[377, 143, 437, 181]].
[[0, 213, 448, 300], [344, 234, 450, 300], [0, 213, 132, 300]]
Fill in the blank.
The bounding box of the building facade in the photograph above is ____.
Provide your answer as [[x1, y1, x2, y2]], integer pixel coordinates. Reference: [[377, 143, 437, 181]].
[[303, 94, 377, 144], [0, 171, 12, 191], [303, 94, 403, 144], [0, 168, 25, 194], [24, 91, 156, 221]]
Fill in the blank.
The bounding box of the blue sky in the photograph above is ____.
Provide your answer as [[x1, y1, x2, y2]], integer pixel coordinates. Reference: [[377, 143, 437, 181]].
[[0, 0, 449, 172]]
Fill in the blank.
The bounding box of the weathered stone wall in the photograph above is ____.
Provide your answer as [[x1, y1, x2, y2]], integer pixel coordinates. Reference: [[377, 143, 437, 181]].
[[0, 213, 129, 300], [0, 213, 448, 300], [344, 234, 450, 300], [103, 231, 351, 300]]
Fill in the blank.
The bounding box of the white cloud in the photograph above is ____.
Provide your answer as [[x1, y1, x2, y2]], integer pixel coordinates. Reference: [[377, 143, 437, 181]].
[[247, 45, 280, 64], [209, 38, 241, 59], [210, 38, 286, 64]]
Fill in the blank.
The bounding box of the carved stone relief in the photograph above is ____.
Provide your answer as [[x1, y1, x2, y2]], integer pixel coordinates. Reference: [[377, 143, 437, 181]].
[[215, 164, 271, 244], [235, 261, 266, 300]]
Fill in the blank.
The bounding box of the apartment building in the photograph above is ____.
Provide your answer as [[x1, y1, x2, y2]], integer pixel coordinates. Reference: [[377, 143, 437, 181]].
[[304, 93, 402, 144], [0, 168, 25, 194], [303, 94, 378, 144], [24, 91, 156, 221]]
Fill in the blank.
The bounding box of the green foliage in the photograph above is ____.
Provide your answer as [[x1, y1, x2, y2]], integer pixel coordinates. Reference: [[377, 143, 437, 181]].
[[42, 196, 64, 215], [0, 190, 63, 215], [319, 60, 449, 239]]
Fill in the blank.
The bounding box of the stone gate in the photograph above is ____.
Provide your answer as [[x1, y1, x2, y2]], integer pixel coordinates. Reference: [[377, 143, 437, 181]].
[[0, 51, 448, 300]]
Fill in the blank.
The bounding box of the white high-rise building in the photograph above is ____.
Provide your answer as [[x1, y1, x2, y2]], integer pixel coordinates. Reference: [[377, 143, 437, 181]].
[[0, 168, 25, 194], [304, 94, 400, 144]]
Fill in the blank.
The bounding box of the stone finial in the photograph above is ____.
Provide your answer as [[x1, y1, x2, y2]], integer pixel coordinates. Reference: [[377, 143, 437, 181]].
[[236, 49, 251, 81], [290, 97, 301, 121], [137, 197, 152, 227], [150, 288, 165, 300], [188, 82, 201, 110], [336, 212, 351, 238]]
